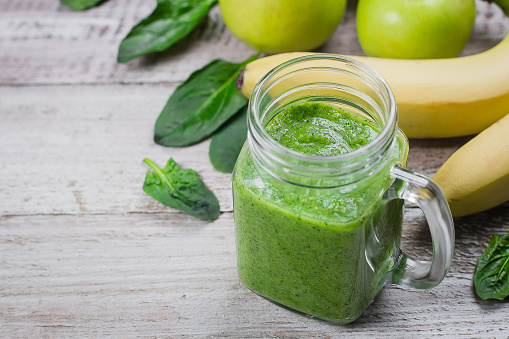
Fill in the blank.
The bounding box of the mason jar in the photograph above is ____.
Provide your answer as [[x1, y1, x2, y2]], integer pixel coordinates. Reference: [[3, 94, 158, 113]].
[[232, 55, 454, 324]]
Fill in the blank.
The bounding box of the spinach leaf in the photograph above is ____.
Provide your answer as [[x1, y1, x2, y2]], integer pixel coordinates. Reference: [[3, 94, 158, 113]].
[[154, 54, 257, 147], [143, 157, 220, 221], [61, 0, 105, 11], [474, 233, 509, 300], [209, 105, 247, 173], [118, 0, 217, 63]]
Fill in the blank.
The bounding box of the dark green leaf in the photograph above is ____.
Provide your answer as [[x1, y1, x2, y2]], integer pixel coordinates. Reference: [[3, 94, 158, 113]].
[[486, 0, 509, 17], [143, 157, 220, 221], [61, 0, 105, 11], [118, 0, 217, 63], [474, 233, 509, 300], [154, 54, 257, 147], [209, 106, 247, 173]]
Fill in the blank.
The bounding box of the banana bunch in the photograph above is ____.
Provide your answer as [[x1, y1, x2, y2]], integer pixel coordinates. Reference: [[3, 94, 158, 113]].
[[432, 0, 509, 216], [238, 33, 509, 139], [433, 114, 509, 217], [237, 20, 509, 215]]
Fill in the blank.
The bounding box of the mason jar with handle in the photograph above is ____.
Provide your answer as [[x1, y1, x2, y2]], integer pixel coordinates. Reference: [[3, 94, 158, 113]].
[[232, 55, 454, 324]]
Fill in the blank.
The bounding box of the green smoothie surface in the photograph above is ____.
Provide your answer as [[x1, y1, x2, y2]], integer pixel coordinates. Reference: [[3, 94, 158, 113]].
[[265, 101, 380, 156]]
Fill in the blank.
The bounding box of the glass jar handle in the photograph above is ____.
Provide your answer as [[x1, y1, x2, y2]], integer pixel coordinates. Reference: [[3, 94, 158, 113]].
[[388, 166, 455, 289]]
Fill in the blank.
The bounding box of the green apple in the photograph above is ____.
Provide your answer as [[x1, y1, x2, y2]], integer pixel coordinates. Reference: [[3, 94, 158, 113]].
[[219, 0, 347, 54], [356, 0, 476, 59]]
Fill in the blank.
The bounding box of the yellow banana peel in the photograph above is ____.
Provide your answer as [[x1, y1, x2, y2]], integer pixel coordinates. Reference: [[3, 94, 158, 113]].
[[433, 113, 509, 216], [238, 33, 509, 138]]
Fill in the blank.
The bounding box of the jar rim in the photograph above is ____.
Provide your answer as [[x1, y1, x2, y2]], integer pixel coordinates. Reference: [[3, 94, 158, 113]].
[[249, 54, 398, 165]]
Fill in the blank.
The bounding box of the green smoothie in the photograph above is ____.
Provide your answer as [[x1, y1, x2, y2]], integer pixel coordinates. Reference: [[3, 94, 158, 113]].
[[233, 101, 407, 323], [265, 102, 380, 156]]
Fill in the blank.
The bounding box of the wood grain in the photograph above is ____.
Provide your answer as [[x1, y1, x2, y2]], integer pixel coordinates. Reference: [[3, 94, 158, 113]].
[[1, 0, 509, 337], [1, 212, 508, 337], [0, 0, 508, 85], [0, 84, 233, 215], [0, 84, 473, 217]]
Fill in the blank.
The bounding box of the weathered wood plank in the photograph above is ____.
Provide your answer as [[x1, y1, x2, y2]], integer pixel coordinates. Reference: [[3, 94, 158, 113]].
[[0, 0, 253, 85], [0, 213, 508, 337], [0, 84, 234, 215], [0, 0, 508, 85], [1, 1, 509, 337], [0, 84, 476, 217]]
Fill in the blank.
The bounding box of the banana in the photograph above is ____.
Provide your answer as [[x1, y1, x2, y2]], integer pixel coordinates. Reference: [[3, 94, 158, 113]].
[[433, 113, 509, 217], [238, 32, 509, 138]]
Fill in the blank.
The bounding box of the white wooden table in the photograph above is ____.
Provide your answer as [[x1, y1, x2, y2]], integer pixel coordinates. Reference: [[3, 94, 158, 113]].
[[1, 0, 509, 337]]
